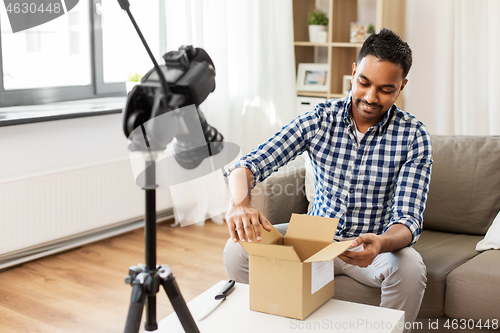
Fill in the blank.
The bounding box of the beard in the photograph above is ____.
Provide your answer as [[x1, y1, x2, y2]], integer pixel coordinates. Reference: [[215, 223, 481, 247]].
[[353, 98, 385, 120]]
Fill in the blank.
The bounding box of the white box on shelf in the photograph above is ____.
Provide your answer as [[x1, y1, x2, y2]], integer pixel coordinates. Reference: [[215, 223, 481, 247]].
[[296, 96, 327, 115]]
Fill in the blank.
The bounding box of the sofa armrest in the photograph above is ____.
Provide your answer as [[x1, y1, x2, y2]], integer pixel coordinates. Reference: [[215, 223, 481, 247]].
[[249, 157, 309, 225]]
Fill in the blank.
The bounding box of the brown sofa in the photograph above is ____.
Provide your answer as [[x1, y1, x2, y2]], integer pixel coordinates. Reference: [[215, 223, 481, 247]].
[[249, 135, 500, 332]]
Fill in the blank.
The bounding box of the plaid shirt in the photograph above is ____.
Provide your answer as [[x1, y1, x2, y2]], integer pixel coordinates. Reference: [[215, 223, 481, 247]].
[[226, 94, 433, 246]]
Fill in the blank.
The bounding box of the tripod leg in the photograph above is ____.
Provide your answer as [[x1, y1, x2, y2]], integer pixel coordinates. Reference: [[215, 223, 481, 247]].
[[144, 294, 158, 331], [160, 268, 200, 333], [124, 282, 147, 333]]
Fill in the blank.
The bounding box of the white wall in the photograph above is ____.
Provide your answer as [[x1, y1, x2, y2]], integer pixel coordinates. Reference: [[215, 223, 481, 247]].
[[0, 114, 129, 182], [0, 113, 175, 258], [0, 113, 173, 210]]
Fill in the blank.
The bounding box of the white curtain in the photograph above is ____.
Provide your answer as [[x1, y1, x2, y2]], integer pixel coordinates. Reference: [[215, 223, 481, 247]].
[[434, 0, 500, 135], [162, 0, 297, 225]]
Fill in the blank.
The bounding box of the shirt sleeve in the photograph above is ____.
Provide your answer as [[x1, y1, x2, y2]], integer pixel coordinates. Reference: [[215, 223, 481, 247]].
[[385, 125, 433, 246], [223, 104, 324, 187]]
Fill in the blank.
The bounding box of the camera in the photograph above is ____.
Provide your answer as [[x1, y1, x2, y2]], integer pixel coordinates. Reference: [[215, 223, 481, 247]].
[[122, 45, 223, 169]]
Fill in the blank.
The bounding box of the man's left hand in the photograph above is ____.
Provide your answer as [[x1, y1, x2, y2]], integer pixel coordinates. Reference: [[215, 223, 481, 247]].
[[338, 233, 383, 268]]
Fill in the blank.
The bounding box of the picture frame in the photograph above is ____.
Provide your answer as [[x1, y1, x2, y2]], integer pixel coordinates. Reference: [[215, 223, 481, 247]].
[[350, 22, 366, 43], [349, 22, 375, 43], [296, 63, 329, 92], [342, 75, 352, 95]]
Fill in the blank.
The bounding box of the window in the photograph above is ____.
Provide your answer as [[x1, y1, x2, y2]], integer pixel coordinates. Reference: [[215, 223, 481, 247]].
[[0, 0, 164, 107], [101, 0, 160, 84], [1, 0, 91, 90]]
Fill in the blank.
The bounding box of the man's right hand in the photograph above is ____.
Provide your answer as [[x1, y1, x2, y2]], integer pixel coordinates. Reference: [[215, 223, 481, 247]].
[[226, 203, 271, 243], [225, 167, 271, 243]]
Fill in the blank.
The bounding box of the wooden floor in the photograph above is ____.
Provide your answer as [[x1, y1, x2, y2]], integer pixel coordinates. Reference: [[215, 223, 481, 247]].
[[0, 220, 230, 333]]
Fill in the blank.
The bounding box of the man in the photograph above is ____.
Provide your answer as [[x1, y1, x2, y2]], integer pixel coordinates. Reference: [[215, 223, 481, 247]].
[[223, 29, 432, 332]]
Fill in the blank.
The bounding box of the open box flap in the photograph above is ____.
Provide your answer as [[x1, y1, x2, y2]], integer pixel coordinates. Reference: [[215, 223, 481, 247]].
[[258, 222, 284, 244], [304, 240, 352, 263], [285, 214, 340, 243], [240, 242, 301, 262]]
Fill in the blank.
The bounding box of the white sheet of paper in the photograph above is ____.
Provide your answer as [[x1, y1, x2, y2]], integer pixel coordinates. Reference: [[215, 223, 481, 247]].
[[311, 260, 334, 294]]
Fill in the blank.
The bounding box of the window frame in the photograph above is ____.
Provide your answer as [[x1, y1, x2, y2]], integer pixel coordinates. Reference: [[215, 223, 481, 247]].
[[0, 0, 164, 108]]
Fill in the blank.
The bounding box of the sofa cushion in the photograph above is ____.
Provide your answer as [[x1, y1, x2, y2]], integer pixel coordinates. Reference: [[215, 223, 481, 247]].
[[445, 250, 500, 320], [413, 230, 482, 317], [424, 135, 500, 235], [250, 157, 308, 224], [333, 275, 381, 306]]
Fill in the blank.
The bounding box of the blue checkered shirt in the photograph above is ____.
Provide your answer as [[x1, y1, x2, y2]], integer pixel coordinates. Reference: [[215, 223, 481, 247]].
[[226, 95, 433, 246]]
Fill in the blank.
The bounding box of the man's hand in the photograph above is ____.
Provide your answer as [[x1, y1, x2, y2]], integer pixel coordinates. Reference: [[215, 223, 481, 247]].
[[225, 167, 271, 243], [338, 224, 413, 267], [225, 203, 271, 243], [338, 233, 382, 268]]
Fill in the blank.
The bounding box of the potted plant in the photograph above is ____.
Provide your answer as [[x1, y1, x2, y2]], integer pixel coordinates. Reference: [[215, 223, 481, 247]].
[[126, 72, 142, 93], [367, 24, 375, 35], [308, 10, 329, 43], [366, 24, 375, 39]]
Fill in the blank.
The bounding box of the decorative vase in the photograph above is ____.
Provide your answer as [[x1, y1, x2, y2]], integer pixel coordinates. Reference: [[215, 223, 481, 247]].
[[308, 25, 327, 43]]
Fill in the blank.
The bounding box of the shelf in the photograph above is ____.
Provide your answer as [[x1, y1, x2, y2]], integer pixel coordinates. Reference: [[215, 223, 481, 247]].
[[294, 41, 329, 47], [294, 42, 364, 48], [297, 91, 328, 98], [331, 42, 363, 48], [329, 93, 346, 99], [296, 91, 346, 99]]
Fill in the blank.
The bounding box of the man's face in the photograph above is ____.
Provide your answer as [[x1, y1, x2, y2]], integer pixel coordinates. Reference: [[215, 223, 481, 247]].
[[350, 55, 407, 130]]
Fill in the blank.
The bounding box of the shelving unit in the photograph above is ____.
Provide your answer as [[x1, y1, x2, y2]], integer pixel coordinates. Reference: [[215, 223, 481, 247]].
[[293, 0, 406, 105]]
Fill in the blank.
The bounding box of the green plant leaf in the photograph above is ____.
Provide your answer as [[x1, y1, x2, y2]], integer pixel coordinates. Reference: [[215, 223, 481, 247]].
[[308, 10, 329, 26], [128, 73, 143, 82]]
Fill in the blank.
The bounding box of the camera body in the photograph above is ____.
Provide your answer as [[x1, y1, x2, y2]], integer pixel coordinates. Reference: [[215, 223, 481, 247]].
[[161, 45, 216, 107], [122, 45, 218, 154]]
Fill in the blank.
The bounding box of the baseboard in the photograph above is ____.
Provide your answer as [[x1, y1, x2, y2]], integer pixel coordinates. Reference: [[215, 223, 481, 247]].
[[0, 208, 174, 271]]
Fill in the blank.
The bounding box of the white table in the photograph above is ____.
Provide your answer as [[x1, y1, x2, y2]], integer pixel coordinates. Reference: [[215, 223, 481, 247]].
[[157, 281, 405, 333]]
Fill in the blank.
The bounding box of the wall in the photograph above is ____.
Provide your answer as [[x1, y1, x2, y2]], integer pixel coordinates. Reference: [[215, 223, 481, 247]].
[[0, 113, 172, 256], [0, 114, 129, 182]]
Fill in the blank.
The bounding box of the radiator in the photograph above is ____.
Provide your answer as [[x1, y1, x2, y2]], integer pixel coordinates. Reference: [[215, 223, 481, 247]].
[[0, 159, 172, 268]]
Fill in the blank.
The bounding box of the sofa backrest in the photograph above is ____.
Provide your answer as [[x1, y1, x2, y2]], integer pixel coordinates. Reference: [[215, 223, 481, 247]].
[[423, 135, 500, 235]]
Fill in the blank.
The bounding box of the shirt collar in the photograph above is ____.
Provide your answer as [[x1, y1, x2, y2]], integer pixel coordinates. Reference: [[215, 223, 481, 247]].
[[342, 91, 394, 134]]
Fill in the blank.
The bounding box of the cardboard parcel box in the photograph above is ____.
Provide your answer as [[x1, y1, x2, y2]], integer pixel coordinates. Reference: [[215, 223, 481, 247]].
[[240, 213, 352, 320]]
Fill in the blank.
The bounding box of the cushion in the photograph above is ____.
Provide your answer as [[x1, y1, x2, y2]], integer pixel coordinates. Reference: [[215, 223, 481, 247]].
[[476, 210, 500, 251], [445, 250, 500, 320], [423, 135, 500, 235], [250, 157, 308, 224], [333, 275, 381, 306], [413, 230, 482, 317]]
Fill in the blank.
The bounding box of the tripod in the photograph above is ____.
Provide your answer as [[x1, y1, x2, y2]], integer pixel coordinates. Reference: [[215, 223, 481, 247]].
[[117, 1, 216, 331], [123, 156, 200, 333]]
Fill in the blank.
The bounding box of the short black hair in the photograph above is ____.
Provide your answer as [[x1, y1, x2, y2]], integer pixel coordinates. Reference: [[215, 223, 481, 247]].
[[358, 28, 412, 78]]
